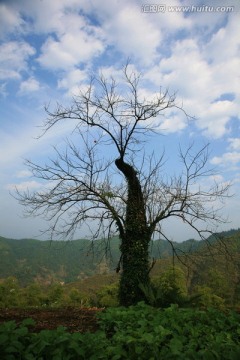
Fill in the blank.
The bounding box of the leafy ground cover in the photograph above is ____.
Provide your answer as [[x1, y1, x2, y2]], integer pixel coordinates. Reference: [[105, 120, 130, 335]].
[[0, 307, 101, 333], [0, 303, 240, 359]]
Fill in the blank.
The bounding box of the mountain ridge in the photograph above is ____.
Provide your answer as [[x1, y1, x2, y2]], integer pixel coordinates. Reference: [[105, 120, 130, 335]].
[[0, 228, 239, 286]]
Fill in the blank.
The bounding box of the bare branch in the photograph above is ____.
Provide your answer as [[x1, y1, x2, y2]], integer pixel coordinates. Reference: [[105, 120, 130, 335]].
[[15, 64, 232, 305]]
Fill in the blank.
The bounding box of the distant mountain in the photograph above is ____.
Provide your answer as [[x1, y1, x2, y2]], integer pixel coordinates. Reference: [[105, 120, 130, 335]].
[[0, 229, 239, 286], [0, 236, 114, 285]]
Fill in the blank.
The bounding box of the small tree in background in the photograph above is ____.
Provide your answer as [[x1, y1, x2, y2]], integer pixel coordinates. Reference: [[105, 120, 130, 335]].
[[16, 64, 230, 306]]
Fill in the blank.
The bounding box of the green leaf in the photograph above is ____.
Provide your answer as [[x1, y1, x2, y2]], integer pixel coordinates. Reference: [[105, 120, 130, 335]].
[[21, 318, 36, 327]]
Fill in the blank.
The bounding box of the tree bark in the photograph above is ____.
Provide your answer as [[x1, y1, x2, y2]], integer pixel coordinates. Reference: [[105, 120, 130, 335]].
[[115, 157, 151, 306]]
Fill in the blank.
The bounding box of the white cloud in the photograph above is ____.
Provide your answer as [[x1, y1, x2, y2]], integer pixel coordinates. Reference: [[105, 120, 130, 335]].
[[232, 174, 240, 185], [144, 11, 240, 138], [0, 126, 39, 169], [38, 30, 104, 70], [0, 83, 7, 97], [58, 69, 88, 89], [58, 68, 88, 96], [16, 170, 32, 178], [158, 113, 187, 133], [0, 41, 35, 80], [198, 100, 238, 138], [228, 138, 240, 151], [212, 137, 240, 169], [143, 0, 193, 32], [211, 152, 240, 166], [5, 0, 86, 35], [34, 4, 105, 71], [19, 77, 41, 94], [0, 3, 25, 39], [145, 38, 215, 109], [6, 180, 42, 191], [99, 2, 162, 65], [0, 103, 85, 174], [209, 174, 224, 183], [204, 12, 240, 64], [0, 1, 104, 74]]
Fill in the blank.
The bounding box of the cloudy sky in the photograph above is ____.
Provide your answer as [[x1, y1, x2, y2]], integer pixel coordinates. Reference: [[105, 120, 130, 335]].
[[0, 0, 240, 241]]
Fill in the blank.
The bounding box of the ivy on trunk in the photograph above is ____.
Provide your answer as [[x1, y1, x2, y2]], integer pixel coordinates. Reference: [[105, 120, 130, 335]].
[[115, 157, 151, 305]]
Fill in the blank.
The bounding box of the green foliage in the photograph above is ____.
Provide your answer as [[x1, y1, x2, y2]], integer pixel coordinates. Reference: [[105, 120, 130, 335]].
[[22, 283, 45, 307], [65, 288, 90, 307], [98, 303, 240, 359], [0, 277, 24, 307], [96, 283, 119, 307], [0, 278, 95, 308], [1, 303, 240, 359], [140, 267, 188, 307], [199, 268, 234, 305], [0, 319, 109, 359], [191, 286, 226, 310], [45, 284, 64, 306]]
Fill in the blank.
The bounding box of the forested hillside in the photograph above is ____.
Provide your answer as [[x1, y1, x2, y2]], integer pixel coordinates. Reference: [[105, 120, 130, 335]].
[[0, 229, 239, 287], [0, 229, 240, 309], [0, 237, 117, 285], [150, 230, 240, 307]]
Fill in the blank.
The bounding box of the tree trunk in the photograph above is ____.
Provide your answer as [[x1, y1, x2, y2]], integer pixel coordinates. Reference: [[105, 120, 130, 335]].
[[115, 157, 151, 306]]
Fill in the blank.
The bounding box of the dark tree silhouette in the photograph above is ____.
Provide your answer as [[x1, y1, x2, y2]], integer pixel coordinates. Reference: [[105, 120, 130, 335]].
[[16, 65, 230, 306]]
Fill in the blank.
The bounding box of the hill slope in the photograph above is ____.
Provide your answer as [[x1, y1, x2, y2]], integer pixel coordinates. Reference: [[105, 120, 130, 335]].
[[0, 229, 239, 286]]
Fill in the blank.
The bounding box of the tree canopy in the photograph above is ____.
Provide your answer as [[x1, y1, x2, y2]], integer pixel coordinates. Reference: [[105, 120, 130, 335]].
[[16, 65, 230, 305]]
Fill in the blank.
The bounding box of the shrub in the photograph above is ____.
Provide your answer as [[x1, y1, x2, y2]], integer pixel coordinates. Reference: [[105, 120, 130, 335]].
[[96, 283, 119, 307], [22, 283, 45, 307], [65, 288, 91, 307], [191, 285, 226, 310], [0, 277, 24, 307], [140, 267, 188, 307]]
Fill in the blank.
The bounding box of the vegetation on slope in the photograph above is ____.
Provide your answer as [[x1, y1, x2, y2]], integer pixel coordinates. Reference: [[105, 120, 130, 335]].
[[0, 229, 239, 285], [0, 229, 240, 309]]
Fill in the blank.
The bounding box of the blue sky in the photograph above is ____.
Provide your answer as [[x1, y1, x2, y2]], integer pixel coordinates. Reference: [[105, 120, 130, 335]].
[[0, 0, 240, 241]]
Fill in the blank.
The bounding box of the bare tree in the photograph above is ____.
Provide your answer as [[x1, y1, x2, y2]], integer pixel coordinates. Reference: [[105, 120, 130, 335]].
[[16, 65, 230, 306]]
